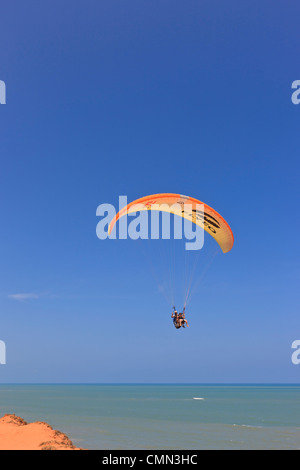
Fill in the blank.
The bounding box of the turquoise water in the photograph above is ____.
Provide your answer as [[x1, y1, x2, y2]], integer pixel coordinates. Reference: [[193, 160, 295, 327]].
[[0, 384, 299, 449]]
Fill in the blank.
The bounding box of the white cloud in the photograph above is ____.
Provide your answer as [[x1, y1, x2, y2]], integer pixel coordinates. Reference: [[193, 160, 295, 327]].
[[8, 293, 40, 301]]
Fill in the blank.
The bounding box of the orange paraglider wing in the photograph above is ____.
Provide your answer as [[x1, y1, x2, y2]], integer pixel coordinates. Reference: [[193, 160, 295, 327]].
[[108, 193, 234, 253]]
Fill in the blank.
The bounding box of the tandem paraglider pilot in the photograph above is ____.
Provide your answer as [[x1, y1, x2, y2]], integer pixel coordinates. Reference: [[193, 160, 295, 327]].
[[172, 307, 189, 329]]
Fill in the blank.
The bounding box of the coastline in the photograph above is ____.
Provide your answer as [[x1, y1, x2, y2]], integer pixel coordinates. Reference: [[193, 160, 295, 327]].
[[0, 414, 83, 450]]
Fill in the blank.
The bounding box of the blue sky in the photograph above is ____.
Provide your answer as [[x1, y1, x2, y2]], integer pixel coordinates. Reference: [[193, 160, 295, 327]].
[[0, 0, 299, 383]]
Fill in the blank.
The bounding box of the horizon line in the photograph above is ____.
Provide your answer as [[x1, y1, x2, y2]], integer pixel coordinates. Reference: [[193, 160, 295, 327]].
[[0, 382, 299, 386]]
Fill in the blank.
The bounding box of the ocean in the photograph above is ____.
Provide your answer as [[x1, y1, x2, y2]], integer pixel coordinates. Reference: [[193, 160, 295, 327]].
[[0, 384, 299, 450]]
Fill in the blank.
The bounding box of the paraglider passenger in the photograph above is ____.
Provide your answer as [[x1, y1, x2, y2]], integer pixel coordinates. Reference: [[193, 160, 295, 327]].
[[172, 307, 189, 329], [179, 308, 189, 328]]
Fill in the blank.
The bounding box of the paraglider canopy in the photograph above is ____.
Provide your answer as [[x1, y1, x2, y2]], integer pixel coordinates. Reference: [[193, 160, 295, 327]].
[[108, 193, 234, 253]]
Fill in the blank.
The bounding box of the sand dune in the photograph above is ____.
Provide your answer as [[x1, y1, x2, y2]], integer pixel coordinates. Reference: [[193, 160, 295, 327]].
[[0, 414, 82, 450]]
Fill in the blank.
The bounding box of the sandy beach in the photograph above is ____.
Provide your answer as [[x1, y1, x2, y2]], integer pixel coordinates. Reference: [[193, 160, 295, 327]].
[[0, 414, 82, 450]]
